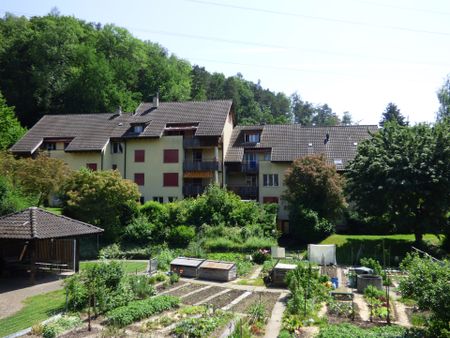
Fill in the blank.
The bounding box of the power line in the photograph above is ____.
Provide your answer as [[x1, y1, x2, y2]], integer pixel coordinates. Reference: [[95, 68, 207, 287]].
[[184, 0, 450, 37], [347, 0, 450, 17], [2, 8, 450, 68]]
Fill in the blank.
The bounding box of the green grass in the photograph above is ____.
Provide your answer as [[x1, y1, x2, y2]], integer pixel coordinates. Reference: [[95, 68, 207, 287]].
[[237, 277, 265, 286], [319, 234, 442, 266], [79, 260, 148, 274], [43, 207, 62, 215], [0, 289, 65, 337]]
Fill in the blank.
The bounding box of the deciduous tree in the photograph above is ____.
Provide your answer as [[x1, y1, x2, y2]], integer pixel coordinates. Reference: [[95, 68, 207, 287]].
[[346, 122, 450, 243], [437, 75, 450, 121], [0, 92, 26, 150]]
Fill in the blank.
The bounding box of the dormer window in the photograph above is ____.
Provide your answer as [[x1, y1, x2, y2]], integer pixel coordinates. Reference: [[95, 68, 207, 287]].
[[244, 132, 260, 143], [43, 142, 56, 151], [134, 125, 144, 133]]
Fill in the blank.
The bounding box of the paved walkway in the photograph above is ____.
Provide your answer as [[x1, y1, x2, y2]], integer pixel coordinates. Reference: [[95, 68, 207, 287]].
[[0, 277, 64, 319], [264, 292, 288, 338]]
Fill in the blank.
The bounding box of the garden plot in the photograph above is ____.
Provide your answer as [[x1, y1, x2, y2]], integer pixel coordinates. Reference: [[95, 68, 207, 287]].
[[163, 283, 204, 297], [231, 291, 280, 315], [156, 280, 187, 293], [182, 286, 225, 305], [203, 289, 246, 309]]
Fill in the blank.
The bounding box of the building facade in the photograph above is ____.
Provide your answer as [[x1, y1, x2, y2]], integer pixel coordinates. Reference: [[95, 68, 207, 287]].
[[11, 99, 377, 229]]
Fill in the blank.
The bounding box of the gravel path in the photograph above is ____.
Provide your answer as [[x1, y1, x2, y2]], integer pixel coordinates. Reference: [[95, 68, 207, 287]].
[[263, 292, 288, 338], [353, 293, 370, 321], [0, 278, 64, 319]]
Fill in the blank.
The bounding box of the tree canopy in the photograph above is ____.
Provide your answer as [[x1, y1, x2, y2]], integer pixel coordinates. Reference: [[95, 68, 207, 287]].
[[379, 102, 407, 127], [345, 122, 450, 243], [0, 92, 26, 150], [437, 75, 450, 121], [291, 93, 342, 126], [0, 13, 344, 127], [284, 154, 346, 241]]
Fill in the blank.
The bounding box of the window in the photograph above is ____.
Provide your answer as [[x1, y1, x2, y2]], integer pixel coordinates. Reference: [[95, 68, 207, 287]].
[[168, 196, 178, 202], [164, 149, 179, 163], [263, 196, 279, 204], [112, 142, 123, 154], [163, 173, 178, 187], [263, 174, 279, 187], [246, 175, 257, 186], [134, 173, 145, 186], [43, 142, 56, 151], [244, 133, 260, 143], [86, 163, 97, 171], [112, 164, 117, 170], [153, 196, 163, 203], [263, 152, 271, 161], [193, 150, 202, 162], [135, 150, 145, 162], [134, 125, 144, 133]]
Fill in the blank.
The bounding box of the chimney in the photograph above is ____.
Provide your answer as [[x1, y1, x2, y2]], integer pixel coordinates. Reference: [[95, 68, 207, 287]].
[[115, 106, 122, 115], [153, 92, 159, 108]]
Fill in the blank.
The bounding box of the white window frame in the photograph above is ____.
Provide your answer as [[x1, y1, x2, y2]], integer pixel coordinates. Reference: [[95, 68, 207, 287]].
[[111, 142, 123, 154], [244, 133, 260, 143], [263, 174, 279, 187]]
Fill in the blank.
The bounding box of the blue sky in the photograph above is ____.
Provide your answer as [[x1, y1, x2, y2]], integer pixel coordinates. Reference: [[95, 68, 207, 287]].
[[2, 0, 450, 125]]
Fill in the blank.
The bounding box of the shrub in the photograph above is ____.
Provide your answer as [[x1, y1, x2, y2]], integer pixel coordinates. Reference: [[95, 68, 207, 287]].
[[64, 274, 88, 310], [170, 272, 180, 284], [122, 215, 155, 245], [42, 315, 82, 338], [252, 249, 271, 264], [289, 207, 334, 243], [168, 225, 195, 248], [364, 285, 384, 300], [99, 243, 123, 260], [127, 275, 156, 299], [172, 310, 233, 338], [155, 248, 177, 271], [107, 295, 180, 327], [360, 257, 382, 276]]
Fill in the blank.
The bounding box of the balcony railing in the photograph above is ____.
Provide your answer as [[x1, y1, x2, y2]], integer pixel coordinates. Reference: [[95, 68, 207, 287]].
[[228, 185, 258, 200], [183, 184, 207, 196], [241, 161, 259, 173], [183, 160, 219, 171], [183, 137, 217, 148]]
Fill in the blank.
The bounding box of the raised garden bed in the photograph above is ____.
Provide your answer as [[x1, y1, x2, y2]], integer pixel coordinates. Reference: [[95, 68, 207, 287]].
[[204, 289, 246, 309], [231, 292, 280, 315], [182, 286, 225, 305]]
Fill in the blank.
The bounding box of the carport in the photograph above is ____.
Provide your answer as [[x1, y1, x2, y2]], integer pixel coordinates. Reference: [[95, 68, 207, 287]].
[[0, 207, 103, 283]]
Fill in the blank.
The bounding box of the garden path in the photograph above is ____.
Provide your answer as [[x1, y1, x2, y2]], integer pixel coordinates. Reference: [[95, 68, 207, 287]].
[[263, 292, 288, 338], [0, 276, 64, 319], [353, 293, 370, 321], [249, 265, 263, 279]]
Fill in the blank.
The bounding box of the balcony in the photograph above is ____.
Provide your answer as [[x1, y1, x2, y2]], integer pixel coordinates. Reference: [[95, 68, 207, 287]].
[[241, 161, 259, 173], [228, 185, 258, 200], [183, 184, 207, 196], [183, 160, 219, 171], [183, 137, 217, 148]]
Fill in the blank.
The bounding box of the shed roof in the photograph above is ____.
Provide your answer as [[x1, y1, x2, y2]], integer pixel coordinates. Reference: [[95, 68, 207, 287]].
[[200, 260, 235, 270], [0, 207, 103, 239], [274, 263, 297, 270], [225, 124, 378, 169], [171, 257, 205, 267]]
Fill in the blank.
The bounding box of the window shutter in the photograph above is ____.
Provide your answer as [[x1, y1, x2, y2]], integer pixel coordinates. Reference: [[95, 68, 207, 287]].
[[163, 173, 178, 187], [164, 149, 179, 163], [86, 163, 97, 171], [134, 173, 145, 186], [135, 150, 145, 162]]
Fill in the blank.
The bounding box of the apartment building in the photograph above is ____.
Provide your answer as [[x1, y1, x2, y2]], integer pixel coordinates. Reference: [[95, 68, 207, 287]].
[[11, 99, 377, 230], [224, 124, 378, 232], [11, 98, 235, 203]]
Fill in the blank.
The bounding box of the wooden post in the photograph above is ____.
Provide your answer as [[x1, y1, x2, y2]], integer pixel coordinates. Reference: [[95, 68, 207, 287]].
[[74, 239, 80, 272], [30, 240, 36, 284]]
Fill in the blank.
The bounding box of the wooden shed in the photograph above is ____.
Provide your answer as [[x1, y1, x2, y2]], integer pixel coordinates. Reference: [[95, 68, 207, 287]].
[[170, 257, 205, 278], [272, 262, 297, 287], [198, 260, 237, 282]]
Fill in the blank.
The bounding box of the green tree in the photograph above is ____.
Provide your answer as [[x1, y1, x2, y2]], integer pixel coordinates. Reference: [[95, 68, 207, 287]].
[[0, 175, 36, 215], [379, 102, 407, 127], [346, 122, 450, 243], [341, 111, 353, 125], [437, 75, 450, 121], [399, 253, 450, 337], [62, 169, 140, 241], [312, 104, 341, 126], [291, 93, 314, 125], [284, 154, 346, 241], [0, 92, 26, 150]]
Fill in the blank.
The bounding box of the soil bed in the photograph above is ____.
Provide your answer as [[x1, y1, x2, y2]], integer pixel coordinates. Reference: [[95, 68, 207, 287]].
[[168, 283, 205, 297], [156, 281, 187, 293], [204, 289, 246, 309], [182, 286, 224, 305], [231, 291, 280, 315]]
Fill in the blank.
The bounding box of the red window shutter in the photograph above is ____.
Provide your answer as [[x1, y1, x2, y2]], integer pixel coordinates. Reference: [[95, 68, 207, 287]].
[[86, 163, 97, 171], [163, 173, 178, 187], [164, 149, 179, 163], [135, 150, 145, 162], [134, 173, 145, 186], [263, 196, 279, 204]]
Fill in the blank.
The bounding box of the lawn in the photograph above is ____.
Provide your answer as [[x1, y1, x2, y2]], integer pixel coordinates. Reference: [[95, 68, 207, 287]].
[[80, 260, 148, 273], [0, 289, 65, 337], [320, 234, 442, 266]]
